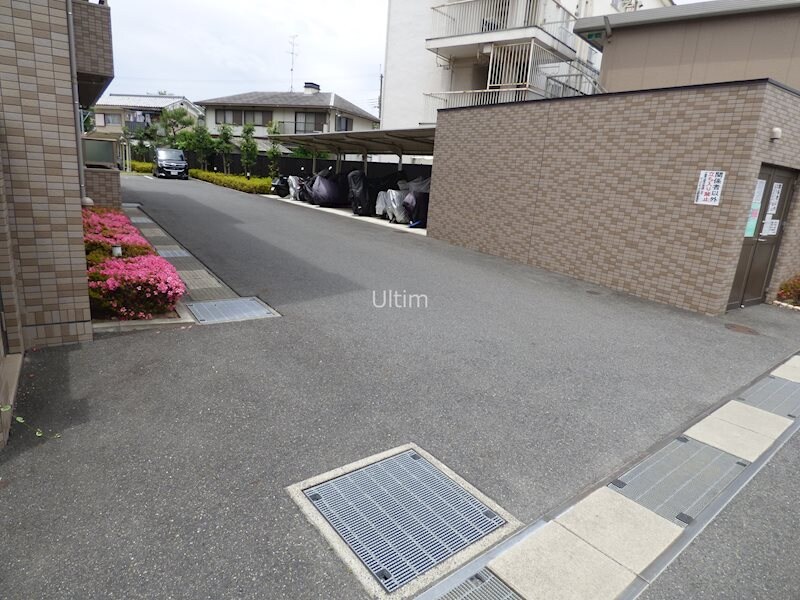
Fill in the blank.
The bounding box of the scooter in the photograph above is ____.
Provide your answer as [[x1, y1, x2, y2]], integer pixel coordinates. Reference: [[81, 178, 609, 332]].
[[270, 175, 290, 198]]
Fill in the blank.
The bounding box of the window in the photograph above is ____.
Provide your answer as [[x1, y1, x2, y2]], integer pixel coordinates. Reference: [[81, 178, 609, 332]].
[[295, 112, 327, 134], [215, 109, 244, 125], [105, 113, 121, 125], [335, 115, 353, 132], [244, 110, 273, 126], [157, 149, 186, 161]]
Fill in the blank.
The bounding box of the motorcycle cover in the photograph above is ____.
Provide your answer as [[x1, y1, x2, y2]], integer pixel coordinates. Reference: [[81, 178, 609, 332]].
[[348, 170, 370, 215], [310, 174, 341, 206], [288, 176, 301, 201], [375, 191, 389, 218], [387, 189, 410, 224], [407, 192, 430, 228]]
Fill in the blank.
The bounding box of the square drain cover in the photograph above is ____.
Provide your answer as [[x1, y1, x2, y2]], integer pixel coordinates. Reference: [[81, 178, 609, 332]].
[[186, 298, 277, 324], [438, 569, 522, 600], [156, 246, 191, 258], [130, 216, 153, 223], [739, 375, 800, 419], [609, 437, 746, 527], [303, 450, 506, 593]]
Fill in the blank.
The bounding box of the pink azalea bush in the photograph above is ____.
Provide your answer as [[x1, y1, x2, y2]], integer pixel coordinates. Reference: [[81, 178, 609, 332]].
[[82, 208, 154, 263], [88, 255, 186, 320]]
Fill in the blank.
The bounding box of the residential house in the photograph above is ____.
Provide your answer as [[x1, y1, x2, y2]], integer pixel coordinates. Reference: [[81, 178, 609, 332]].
[[92, 93, 204, 139], [197, 83, 379, 140], [380, 0, 673, 128], [0, 0, 115, 445]]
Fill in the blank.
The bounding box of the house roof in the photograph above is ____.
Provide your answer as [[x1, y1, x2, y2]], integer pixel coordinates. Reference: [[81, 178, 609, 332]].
[[196, 91, 379, 123], [576, 0, 800, 47], [95, 94, 204, 114]]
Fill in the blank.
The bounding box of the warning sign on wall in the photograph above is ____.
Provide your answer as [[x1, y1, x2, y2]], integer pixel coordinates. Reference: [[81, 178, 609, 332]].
[[694, 170, 726, 206]]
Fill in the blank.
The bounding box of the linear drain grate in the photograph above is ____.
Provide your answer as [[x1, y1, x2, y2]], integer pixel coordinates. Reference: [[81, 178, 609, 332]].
[[609, 437, 747, 527], [185, 298, 277, 324], [130, 216, 153, 223], [303, 450, 506, 593], [437, 569, 522, 600], [739, 375, 800, 419]]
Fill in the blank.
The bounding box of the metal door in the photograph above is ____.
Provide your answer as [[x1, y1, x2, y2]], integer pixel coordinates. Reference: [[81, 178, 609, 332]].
[[728, 166, 796, 309]]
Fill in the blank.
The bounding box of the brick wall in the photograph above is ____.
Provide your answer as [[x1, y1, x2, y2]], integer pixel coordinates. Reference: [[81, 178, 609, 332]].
[[85, 167, 120, 208], [0, 0, 92, 348], [72, 0, 112, 79], [0, 142, 23, 354], [750, 85, 800, 301], [429, 80, 793, 315]]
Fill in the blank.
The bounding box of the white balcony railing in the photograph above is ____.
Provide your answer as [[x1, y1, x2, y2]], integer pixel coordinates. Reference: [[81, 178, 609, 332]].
[[423, 88, 543, 123], [430, 0, 577, 48]]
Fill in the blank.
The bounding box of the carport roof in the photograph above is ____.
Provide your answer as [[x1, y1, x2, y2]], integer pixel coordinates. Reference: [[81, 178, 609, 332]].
[[272, 127, 435, 156]]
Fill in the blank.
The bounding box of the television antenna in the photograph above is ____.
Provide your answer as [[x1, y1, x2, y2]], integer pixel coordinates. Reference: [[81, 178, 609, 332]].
[[288, 35, 299, 91]]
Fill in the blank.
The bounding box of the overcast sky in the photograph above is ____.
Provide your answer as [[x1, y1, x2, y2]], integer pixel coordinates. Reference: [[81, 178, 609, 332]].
[[107, 0, 389, 115], [107, 0, 710, 113]]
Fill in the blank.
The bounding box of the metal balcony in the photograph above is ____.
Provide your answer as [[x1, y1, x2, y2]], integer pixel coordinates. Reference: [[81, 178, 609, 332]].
[[428, 0, 578, 57]]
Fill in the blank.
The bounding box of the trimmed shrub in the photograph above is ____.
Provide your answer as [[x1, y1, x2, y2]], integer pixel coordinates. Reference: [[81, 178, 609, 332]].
[[82, 208, 154, 262], [777, 275, 800, 305], [88, 255, 186, 320], [131, 160, 152, 173], [189, 169, 272, 194]]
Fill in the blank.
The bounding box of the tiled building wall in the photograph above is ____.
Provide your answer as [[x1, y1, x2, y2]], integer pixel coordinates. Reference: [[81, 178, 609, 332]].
[[751, 85, 800, 301], [72, 0, 112, 79], [0, 0, 92, 348], [429, 81, 780, 315], [85, 167, 120, 208], [0, 140, 23, 354]]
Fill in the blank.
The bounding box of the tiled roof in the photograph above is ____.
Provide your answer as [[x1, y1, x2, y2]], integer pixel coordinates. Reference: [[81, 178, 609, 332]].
[[196, 91, 379, 122], [95, 94, 203, 112]]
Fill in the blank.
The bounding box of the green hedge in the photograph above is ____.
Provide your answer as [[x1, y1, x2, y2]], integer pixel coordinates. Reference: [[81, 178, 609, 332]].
[[131, 160, 152, 173], [189, 169, 272, 194]]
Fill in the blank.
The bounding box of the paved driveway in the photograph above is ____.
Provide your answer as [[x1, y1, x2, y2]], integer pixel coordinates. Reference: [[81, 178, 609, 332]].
[[2, 176, 799, 599]]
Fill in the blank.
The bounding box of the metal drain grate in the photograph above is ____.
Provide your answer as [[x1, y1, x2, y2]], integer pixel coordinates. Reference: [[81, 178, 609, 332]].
[[186, 298, 276, 324], [130, 216, 153, 223], [739, 375, 800, 419], [156, 246, 191, 258], [303, 450, 506, 593], [438, 569, 522, 600], [609, 437, 747, 527]]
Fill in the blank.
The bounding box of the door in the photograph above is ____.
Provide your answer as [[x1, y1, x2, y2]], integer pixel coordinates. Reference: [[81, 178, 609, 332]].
[[728, 166, 796, 309]]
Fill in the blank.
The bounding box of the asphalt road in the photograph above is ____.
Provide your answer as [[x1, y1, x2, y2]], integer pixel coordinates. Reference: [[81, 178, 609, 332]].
[[2, 175, 799, 599]]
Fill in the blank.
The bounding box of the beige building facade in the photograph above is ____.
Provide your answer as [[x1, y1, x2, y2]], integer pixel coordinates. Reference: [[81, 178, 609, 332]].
[[0, 0, 114, 444], [574, 0, 800, 92], [428, 79, 800, 315]]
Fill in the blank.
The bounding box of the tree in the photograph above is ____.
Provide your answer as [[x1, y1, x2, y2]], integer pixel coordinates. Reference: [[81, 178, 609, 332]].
[[239, 123, 258, 177], [266, 121, 282, 179], [158, 107, 195, 147], [185, 125, 215, 171], [215, 124, 235, 174]]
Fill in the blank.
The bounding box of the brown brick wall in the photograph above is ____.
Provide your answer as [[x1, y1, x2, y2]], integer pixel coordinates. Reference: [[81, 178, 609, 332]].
[[429, 81, 788, 315], [72, 0, 112, 79], [0, 0, 92, 348], [85, 167, 120, 208], [751, 85, 800, 301], [0, 143, 23, 354]]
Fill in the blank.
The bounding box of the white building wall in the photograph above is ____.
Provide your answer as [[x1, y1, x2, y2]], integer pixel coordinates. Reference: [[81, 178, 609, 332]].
[[381, 0, 450, 129], [205, 106, 376, 137], [381, 0, 674, 129]]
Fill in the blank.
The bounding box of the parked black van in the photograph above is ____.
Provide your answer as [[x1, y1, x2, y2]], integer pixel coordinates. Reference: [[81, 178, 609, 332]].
[[153, 148, 189, 179]]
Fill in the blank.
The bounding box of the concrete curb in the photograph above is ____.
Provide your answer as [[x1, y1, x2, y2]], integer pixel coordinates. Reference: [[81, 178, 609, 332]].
[[92, 301, 195, 333]]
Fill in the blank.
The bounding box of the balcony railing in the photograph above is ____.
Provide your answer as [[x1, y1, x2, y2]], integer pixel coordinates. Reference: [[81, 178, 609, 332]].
[[430, 0, 576, 47], [423, 88, 543, 123]]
